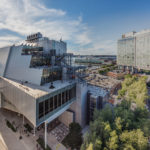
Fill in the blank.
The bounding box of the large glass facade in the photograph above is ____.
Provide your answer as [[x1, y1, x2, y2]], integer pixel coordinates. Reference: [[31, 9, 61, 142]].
[[30, 55, 51, 67], [41, 68, 62, 85], [38, 86, 76, 119]]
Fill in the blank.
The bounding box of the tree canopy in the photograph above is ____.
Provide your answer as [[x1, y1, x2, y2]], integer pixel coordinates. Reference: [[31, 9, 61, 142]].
[[118, 75, 148, 108], [81, 101, 150, 150], [81, 75, 150, 150], [62, 122, 83, 150]]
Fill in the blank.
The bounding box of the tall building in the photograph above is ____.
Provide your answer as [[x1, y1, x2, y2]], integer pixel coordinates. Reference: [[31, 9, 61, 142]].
[[117, 30, 150, 71], [0, 33, 87, 148]]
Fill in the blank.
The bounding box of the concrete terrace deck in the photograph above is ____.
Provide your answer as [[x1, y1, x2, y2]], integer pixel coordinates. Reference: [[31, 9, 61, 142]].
[[0, 77, 76, 99]]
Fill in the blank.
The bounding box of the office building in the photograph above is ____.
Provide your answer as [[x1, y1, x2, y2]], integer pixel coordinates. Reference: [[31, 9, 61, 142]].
[[117, 30, 150, 71]]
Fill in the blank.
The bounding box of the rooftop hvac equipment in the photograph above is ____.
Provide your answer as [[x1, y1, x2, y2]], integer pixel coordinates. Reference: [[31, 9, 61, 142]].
[[26, 32, 43, 42], [49, 82, 55, 89]]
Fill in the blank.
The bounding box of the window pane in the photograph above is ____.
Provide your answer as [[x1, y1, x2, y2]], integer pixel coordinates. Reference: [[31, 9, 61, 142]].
[[39, 102, 44, 118], [54, 95, 58, 109], [69, 89, 72, 100], [45, 100, 49, 115], [62, 92, 65, 104], [49, 97, 53, 112], [58, 94, 61, 107], [66, 90, 69, 102]]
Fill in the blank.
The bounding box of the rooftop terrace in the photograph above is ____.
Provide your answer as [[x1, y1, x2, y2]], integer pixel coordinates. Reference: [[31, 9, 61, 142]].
[[84, 73, 121, 90], [0, 77, 76, 99]]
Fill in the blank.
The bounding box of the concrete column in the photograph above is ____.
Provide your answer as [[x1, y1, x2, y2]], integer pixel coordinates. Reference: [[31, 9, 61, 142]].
[[23, 115, 24, 125], [61, 92, 62, 105], [45, 122, 47, 149], [53, 96, 54, 110], [0, 92, 2, 108], [64, 91, 66, 103], [33, 127, 36, 136], [131, 66, 134, 74], [57, 94, 59, 107]]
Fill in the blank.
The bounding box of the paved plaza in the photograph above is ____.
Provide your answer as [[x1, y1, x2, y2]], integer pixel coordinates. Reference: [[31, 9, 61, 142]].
[[0, 109, 67, 150]]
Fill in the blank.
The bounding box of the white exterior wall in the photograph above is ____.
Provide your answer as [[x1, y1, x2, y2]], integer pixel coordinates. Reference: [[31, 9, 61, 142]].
[[0, 46, 11, 76], [59, 111, 74, 127], [4, 45, 43, 85], [70, 83, 88, 128], [117, 37, 135, 67], [118, 30, 150, 70], [136, 32, 150, 70], [0, 78, 36, 126]]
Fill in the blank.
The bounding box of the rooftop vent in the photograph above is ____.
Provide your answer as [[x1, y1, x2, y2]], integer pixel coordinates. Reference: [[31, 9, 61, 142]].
[[26, 32, 42, 42], [49, 82, 55, 89]]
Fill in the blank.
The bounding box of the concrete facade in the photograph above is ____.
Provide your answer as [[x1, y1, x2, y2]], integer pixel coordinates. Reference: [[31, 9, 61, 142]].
[[70, 83, 88, 128], [0, 77, 37, 126], [59, 110, 74, 127], [117, 30, 150, 71]]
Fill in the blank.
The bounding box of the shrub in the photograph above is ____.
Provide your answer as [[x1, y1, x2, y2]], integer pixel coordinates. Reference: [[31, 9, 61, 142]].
[[24, 123, 33, 133], [37, 137, 51, 150], [62, 122, 83, 150], [6, 120, 16, 132]]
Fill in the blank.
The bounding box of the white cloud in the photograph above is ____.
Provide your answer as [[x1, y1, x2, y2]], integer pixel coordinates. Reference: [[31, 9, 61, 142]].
[[0, 0, 116, 54], [0, 35, 22, 47], [0, 0, 90, 44], [73, 39, 116, 55]]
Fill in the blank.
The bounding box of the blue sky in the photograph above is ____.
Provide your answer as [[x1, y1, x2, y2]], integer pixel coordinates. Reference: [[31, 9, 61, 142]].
[[0, 0, 150, 55]]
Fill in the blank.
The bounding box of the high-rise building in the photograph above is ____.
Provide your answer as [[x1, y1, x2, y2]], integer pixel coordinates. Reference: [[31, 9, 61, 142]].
[[117, 30, 150, 71]]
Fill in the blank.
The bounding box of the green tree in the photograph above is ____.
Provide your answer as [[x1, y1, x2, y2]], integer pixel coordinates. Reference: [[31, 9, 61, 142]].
[[107, 130, 118, 150], [87, 143, 93, 150], [62, 122, 83, 150], [81, 100, 149, 150], [94, 139, 102, 150], [118, 75, 148, 108], [120, 129, 148, 150]]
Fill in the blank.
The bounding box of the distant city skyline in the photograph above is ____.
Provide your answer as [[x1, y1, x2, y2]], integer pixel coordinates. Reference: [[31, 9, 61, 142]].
[[1, 0, 150, 55]]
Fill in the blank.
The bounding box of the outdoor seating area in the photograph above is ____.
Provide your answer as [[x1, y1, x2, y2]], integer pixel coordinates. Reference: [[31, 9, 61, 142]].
[[50, 123, 69, 142]]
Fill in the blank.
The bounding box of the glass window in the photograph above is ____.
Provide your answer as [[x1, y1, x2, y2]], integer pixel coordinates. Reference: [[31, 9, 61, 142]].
[[45, 100, 49, 115], [62, 92, 65, 104], [69, 89, 72, 100], [54, 95, 58, 109], [58, 94, 61, 107], [39, 102, 44, 118], [65, 90, 69, 102], [49, 97, 53, 112], [73, 87, 76, 98]]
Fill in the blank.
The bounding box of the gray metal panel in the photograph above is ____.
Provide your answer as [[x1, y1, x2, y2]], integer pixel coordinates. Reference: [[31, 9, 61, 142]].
[[0, 78, 36, 126], [4, 45, 43, 85], [0, 46, 11, 76]]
